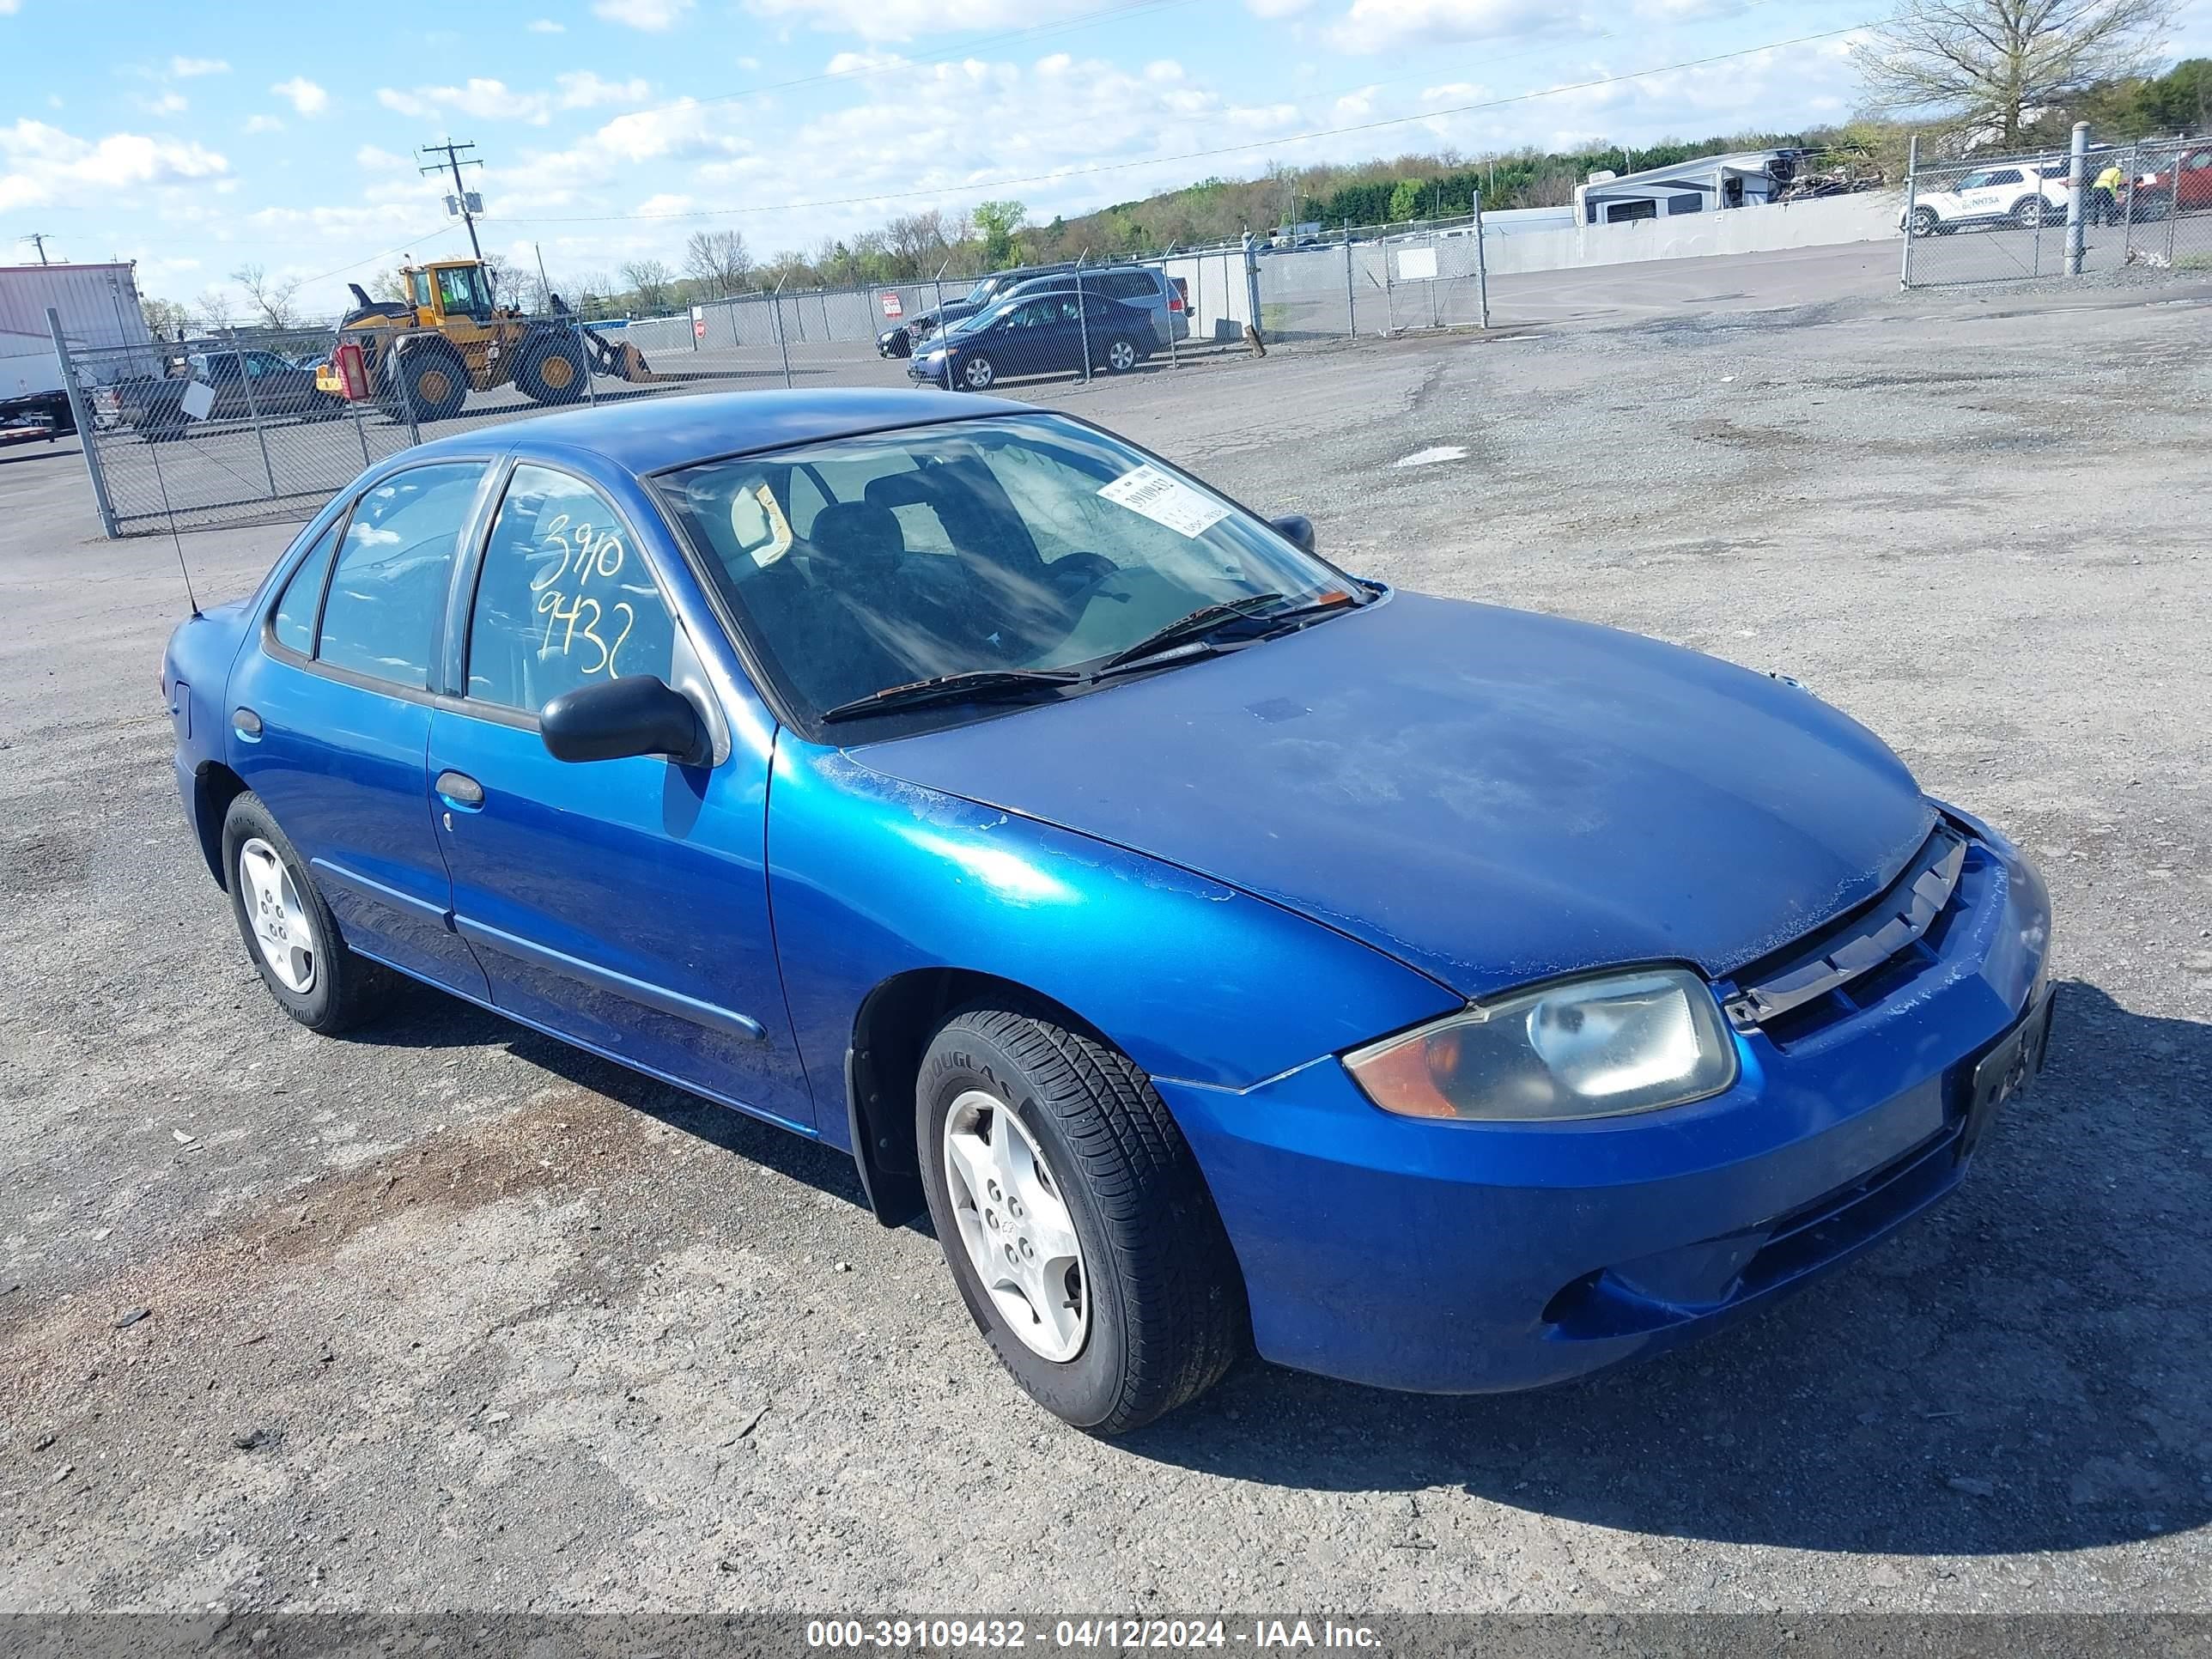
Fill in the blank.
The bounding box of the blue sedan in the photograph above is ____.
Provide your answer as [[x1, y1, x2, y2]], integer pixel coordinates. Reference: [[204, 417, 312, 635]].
[[161, 391, 2054, 1432]]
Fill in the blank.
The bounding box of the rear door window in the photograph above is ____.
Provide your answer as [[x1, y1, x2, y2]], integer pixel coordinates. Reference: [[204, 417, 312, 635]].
[[270, 519, 342, 656], [317, 463, 486, 689]]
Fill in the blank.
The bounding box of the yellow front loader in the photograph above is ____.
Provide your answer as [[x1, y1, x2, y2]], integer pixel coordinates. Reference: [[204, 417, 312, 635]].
[[318, 259, 659, 422]]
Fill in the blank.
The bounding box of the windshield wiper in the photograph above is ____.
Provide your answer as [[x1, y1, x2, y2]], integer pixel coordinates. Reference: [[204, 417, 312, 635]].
[[818, 667, 1082, 723], [1093, 593, 1289, 672], [1094, 588, 1364, 674]]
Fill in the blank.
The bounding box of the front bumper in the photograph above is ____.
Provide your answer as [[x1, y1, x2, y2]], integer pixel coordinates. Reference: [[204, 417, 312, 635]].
[[1158, 818, 2052, 1395], [907, 356, 951, 386]]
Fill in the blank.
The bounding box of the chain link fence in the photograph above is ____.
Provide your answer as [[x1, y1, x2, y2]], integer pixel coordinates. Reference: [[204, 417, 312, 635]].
[[1901, 134, 2212, 288], [1253, 212, 1492, 343], [52, 250, 1267, 538]]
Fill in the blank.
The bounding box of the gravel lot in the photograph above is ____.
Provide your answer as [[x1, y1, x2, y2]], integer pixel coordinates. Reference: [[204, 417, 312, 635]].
[[3, 246, 2209, 1617]]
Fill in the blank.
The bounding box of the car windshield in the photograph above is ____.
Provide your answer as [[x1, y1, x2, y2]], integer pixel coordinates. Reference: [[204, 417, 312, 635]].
[[658, 411, 1353, 727], [947, 301, 1012, 337]]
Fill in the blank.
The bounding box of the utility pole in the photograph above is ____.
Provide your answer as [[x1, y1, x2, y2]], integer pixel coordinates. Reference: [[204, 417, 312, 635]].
[[420, 137, 484, 262], [20, 233, 53, 264], [533, 241, 551, 309]]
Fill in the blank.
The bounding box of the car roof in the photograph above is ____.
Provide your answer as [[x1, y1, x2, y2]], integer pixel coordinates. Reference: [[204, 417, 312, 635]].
[[405, 386, 1028, 475]]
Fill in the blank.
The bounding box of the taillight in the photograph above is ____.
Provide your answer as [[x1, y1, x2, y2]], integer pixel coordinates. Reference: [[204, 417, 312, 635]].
[[1169, 282, 1187, 312], [332, 342, 370, 400]]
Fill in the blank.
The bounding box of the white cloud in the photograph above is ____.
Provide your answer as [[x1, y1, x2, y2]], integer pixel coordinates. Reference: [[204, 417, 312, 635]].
[[744, 0, 1094, 41], [593, 0, 694, 27], [635, 191, 697, 216], [1324, 0, 1571, 53], [356, 143, 410, 170], [1246, 0, 1314, 14], [244, 114, 284, 133], [0, 118, 229, 211], [271, 76, 329, 115], [0, 1, 22, 15], [137, 91, 189, 115], [528, 16, 566, 29], [377, 71, 649, 125], [170, 56, 230, 77]]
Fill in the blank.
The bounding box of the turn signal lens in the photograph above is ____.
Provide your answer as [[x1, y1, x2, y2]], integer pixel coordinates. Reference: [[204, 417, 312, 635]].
[[1345, 967, 1739, 1122]]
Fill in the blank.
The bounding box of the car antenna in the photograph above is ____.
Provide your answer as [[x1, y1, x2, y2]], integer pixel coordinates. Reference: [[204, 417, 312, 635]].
[[143, 425, 201, 618]]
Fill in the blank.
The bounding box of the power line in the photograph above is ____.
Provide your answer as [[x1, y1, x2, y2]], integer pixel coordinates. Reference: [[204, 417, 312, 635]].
[[498, 18, 1876, 228]]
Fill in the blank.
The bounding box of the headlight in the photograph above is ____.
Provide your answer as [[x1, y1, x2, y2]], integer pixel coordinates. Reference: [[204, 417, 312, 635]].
[[1345, 966, 1738, 1121]]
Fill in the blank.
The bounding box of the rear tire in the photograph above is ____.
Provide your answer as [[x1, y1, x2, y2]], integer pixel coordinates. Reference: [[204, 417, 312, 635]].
[[389, 342, 469, 422], [1103, 337, 1139, 373], [1908, 206, 1940, 238], [2013, 198, 2047, 229], [917, 1001, 1249, 1434], [221, 793, 394, 1035]]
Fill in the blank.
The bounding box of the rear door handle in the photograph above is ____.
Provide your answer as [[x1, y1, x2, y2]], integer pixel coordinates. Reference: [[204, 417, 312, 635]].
[[434, 769, 485, 810]]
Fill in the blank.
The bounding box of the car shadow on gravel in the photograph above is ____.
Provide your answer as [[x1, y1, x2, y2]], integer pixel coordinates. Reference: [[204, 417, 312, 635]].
[[1120, 979, 2211, 1559], [357, 975, 878, 1214]]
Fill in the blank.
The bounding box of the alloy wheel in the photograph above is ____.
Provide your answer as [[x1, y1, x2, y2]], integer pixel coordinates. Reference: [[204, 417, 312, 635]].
[[238, 837, 314, 994], [942, 1090, 1089, 1362]]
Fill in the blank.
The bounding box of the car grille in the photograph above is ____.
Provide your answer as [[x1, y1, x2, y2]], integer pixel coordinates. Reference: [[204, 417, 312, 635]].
[[1723, 819, 1980, 1049]]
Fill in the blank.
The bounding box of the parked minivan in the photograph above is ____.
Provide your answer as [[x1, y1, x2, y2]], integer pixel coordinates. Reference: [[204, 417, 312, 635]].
[[997, 266, 1189, 347]]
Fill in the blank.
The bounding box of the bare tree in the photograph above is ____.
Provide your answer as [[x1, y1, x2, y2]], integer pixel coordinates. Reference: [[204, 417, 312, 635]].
[[479, 252, 523, 309], [1851, 0, 2180, 149], [619, 258, 676, 313], [228, 263, 302, 330], [190, 289, 234, 332], [684, 228, 751, 297], [884, 210, 951, 277]]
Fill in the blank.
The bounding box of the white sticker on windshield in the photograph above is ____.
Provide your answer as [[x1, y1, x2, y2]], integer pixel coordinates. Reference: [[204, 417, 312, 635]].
[[1098, 464, 1230, 539]]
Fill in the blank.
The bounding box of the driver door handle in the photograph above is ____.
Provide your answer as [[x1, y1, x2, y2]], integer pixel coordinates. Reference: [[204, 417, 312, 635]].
[[434, 770, 485, 810]]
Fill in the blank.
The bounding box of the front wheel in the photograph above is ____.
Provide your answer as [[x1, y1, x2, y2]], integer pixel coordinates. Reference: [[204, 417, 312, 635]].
[[515, 333, 588, 405], [917, 1003, 1249, 1434], [221, 793, 393, 1034], [961, 354, 997, 391]]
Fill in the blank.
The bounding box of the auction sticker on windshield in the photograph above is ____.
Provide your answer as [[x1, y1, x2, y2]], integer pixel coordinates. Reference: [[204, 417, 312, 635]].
[[1099, 465, 1230, 539]]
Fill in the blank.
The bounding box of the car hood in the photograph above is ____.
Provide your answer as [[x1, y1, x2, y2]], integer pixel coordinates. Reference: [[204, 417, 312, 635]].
[[852, 592, 1936, 1000]]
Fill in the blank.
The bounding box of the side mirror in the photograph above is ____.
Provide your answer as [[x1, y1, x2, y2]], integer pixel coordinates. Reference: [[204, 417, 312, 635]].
[[539, 676, 708, 767], [1269, 513, 1316, 555]]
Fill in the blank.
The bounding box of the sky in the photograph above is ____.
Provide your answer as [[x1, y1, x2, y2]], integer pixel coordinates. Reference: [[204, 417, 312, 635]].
[[6, 0, 2211, 316]]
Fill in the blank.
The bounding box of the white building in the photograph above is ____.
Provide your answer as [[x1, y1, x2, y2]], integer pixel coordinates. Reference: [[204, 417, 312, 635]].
[[0, 261, 152, 399], [1573, 150, 1808, 226]]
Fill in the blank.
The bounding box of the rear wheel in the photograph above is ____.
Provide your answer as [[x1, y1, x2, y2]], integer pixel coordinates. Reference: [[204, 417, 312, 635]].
[[388, 342, 469, 422], [917, 1001, 1248, 1433], [514, 332, 588, 405], [2013, 197, 2047, 229], [1103, 337, 1139, 373], [1908, 206, 1940, 237], [221, 793, 393, 1034]]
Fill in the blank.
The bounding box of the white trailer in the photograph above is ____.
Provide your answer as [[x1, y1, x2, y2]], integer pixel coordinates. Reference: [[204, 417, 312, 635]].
[[1, 261, 154, 399]]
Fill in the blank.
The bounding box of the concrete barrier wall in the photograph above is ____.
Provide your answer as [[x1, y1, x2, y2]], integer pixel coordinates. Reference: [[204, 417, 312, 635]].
[[1480, 191, 1900, 276]]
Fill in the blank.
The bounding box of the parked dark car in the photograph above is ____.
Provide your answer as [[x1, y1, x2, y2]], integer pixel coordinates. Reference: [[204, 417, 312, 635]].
[[877, 264, 1082, 358], [112, 348, 343, 440], [908, 292, 1156, 390], [0, 387, 74, 441]]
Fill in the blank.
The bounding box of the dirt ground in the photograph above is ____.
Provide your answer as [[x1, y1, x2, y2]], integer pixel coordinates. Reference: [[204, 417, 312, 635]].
[[3, 246, 2209, 1617]]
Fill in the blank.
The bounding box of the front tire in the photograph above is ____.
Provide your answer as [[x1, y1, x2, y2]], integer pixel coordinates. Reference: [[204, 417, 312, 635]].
[[221, 793, 393, 1034], [961, 354, 998, 391], [917, 1002, 1248, 1434], [514, 332, 588, 405]]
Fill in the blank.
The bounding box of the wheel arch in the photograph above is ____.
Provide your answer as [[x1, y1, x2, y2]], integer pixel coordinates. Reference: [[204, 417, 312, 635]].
[[844, 966, 1109, 1228], [191, 760, 250, 888]]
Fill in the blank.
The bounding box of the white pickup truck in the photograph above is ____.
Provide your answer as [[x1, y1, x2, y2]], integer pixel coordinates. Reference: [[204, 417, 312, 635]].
[[1904, 162, 2071, 235]]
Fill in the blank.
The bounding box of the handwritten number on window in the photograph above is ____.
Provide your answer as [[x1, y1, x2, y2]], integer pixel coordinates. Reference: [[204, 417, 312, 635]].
[[527, 510, 639, 678]]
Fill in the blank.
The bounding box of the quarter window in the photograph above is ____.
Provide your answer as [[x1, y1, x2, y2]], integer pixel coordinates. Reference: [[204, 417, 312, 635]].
[[270, 520, 341, 656], [466, 465, 677, 714], [317, 464, 485, 689]]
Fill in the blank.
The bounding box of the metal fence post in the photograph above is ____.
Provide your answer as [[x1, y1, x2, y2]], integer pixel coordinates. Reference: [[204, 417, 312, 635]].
[[2122, 138, 2141, 260], [226, 325, 280, 500], [1243, 232, 1262, 346], [46, 307, 118, 538], [388, 337, 422, 446], [1076, 251, 1092, 384], [2167, 138, 2182, 264], [2065, 121, 2090, 276], [570, 314, 599, 405], [771, 276, 794, 389], [344, 388, 373, 467], [1473, 190, 1491, 329], [1343, 221, 1356, 338], [1899, 134, 1919, 289]]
